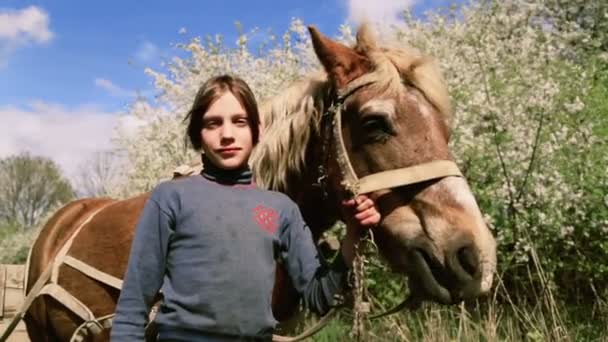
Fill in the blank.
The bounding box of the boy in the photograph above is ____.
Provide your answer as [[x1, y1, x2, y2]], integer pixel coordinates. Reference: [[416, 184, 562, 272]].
[[111, 75, 379, 341]]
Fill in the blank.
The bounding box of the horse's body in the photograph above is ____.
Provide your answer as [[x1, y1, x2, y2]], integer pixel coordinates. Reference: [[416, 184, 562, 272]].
[[23, 25, 496, 341], [24, 197, 140, 341]]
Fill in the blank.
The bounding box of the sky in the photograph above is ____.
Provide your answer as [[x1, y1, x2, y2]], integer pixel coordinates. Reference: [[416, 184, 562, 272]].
[[0, 0, 456, 181]]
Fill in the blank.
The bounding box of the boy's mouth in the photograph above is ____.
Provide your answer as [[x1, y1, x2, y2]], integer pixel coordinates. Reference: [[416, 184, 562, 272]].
[[217, 147, 241, 155]]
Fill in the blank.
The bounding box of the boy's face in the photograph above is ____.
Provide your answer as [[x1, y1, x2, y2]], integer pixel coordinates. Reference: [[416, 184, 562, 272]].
[[200, 91, 253, 170]]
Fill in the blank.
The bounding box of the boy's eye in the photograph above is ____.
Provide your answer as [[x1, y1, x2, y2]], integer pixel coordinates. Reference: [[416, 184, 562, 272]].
[[234, 117, 249, 126], [203, 120, 221, 128]]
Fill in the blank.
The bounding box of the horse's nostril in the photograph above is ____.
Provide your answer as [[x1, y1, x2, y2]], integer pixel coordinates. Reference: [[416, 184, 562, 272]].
[[415, 247, 442, 272], [457, 246, 478, 277]]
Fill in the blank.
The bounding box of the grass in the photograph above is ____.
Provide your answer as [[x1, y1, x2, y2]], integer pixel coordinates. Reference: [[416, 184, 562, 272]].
[[304, 291, 607, 342], [301, 241, 608, 342]]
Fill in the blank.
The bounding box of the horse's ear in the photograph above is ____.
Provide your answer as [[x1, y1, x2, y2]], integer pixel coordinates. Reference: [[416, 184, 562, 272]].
[[308, 25, 372, 89], [354, 22, 377, 54]]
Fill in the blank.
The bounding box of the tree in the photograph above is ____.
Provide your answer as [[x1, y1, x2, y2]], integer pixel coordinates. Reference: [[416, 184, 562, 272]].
[[0, 153, 75, 228], [75, 150, 125, 198], [544, 0, 608, 53]]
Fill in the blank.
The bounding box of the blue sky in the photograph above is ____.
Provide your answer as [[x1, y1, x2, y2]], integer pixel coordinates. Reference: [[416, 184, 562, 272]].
[[0, 0, 455, 180], [1, 1, 351, 111]]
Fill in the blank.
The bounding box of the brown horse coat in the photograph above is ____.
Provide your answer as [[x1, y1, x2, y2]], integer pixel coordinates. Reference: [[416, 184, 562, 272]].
[[24, 196, 143, 341]]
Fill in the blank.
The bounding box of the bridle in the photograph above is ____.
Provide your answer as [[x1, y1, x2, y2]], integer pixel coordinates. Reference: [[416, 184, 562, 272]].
[[317, 74, 462, 199]]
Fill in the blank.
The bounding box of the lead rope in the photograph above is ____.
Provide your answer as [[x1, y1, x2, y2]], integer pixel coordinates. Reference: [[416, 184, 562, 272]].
[[351, 235, 368, 341], [350, 215, 377, 341]]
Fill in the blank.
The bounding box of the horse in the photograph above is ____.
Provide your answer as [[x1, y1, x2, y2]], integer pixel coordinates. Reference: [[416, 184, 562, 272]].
[[21, 25, 496, 341]]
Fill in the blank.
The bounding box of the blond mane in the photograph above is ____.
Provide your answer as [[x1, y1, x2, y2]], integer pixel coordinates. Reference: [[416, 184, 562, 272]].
[[251, 27, 452, 193]]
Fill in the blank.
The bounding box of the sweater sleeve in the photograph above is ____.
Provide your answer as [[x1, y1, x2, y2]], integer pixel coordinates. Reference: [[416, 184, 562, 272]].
[[111, 192, 174, 341], [279, 202, 350, 316]]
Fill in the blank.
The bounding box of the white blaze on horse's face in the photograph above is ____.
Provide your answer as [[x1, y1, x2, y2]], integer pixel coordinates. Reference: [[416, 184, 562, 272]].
[[359, 99, 396, 121], [439, 177, 497, 292]]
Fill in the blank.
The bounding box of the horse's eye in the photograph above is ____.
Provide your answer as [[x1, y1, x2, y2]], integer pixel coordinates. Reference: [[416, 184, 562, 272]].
[[361, 115, 394, 143]]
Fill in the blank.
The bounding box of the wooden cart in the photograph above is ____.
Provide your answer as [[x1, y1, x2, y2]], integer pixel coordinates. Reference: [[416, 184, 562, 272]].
[[0, 264, 29, 342]]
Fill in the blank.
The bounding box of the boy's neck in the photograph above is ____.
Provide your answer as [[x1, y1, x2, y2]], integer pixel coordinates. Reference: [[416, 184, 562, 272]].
[[200, 154, 252, 185]]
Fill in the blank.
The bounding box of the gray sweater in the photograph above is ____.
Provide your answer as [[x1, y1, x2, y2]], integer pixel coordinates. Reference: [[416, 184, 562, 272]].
[[111, 168, 349, 341]]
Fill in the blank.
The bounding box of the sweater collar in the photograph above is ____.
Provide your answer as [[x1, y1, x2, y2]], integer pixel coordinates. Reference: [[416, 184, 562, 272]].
[[201, 154, 252, 185]]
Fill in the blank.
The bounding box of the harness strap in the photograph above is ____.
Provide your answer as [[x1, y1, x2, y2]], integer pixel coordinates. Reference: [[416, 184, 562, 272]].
[[23, 239, 35, 298], [0, 260, 53, 341], [69, 313, 115, 342], [38, 284, 96, 322], [63, 256, 123, 290], [52, 204, 111, 283], [0, 202, 113, 342]]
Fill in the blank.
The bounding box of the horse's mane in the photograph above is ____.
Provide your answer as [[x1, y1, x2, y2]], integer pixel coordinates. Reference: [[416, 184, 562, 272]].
[[250, 73, 329, 192], [251, 27, 452, 193]]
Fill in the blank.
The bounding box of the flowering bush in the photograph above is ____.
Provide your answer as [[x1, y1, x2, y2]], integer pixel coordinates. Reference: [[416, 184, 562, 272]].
[[393, 1, 608, 299], [112, 1, 607, 300]]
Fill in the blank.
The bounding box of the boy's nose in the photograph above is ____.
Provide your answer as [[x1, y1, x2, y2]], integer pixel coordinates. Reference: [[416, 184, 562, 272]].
[[220, 123, 234, 138]]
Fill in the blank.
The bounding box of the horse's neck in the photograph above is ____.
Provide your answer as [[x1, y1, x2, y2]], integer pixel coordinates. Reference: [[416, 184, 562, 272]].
[[256, 75, 338, 238], [295, 136, 341, 240], [295, 187, 339, 241]]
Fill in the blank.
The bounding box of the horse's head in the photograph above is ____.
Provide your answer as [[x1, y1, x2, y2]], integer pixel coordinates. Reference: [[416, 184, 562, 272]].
[[309, 25, 496, 304]]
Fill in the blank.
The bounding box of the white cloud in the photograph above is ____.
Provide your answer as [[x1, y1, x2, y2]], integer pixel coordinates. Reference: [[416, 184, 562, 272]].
[[178, 27, 187, 34], [135, 41, 159, 63], [346, 0, 415, 27], [0, 6, 52, 42], [0, 102, 125, 180], [0, 6, 53, 67], [95, 78, 135, 98], [94, 77, 156, 99]]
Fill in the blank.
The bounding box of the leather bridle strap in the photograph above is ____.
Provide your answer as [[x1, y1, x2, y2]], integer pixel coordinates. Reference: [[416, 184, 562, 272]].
[[347, 160, 462, 196], [330, 78, 462, 197]]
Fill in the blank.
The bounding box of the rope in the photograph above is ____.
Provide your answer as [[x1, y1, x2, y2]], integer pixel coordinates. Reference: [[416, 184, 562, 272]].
[[350, 232, 371, 341]]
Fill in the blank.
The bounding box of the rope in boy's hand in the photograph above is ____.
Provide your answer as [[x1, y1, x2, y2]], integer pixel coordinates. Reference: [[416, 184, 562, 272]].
[[346, 194, 379, 341], [350, 235, 370, 341]]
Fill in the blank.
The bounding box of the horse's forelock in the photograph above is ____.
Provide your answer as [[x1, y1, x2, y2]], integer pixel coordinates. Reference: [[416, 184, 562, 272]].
[[378, 49, 452, 124], [352, 24, 452, 123]]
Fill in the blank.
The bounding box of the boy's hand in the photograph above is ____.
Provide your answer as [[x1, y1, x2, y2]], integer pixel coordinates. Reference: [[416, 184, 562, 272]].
[[342, 194, 381, 227]]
